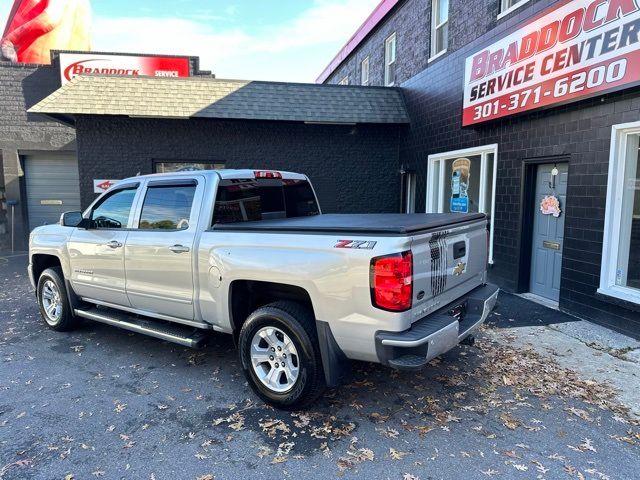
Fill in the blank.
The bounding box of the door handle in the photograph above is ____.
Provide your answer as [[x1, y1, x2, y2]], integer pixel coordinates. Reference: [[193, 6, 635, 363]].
[[106, 240, 123, 249], [169, 244, 190, 254]]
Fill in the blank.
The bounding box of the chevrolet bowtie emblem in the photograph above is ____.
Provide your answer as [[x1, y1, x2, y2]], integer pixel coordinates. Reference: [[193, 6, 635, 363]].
[[453, 261, 466, 276]]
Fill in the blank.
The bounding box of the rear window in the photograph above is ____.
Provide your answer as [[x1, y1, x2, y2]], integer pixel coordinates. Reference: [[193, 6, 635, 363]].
[[213, 178, 319, 224]]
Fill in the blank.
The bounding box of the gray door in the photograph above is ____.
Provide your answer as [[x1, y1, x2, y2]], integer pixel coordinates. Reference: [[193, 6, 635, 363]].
[[530, 163, 568, 302], [24, 154, 81, 231]]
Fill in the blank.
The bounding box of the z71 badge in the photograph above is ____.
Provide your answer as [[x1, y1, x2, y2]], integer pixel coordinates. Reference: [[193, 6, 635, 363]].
[[334, 240, 377, 249]]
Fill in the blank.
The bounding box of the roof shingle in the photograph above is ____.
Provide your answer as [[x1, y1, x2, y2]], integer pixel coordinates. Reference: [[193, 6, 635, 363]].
[[28, 75, 409, 124]]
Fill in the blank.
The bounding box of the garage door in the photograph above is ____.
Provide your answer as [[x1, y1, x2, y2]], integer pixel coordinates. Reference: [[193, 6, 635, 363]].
[[24, 154, 81, 231]]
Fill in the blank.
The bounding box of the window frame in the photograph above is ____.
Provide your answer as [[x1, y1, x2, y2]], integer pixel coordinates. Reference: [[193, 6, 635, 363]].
[[430, 0, 449, 59], [599, 121, 640, 305], [497, 0, 530, 20], [135, 179, 199, 231], [361, 56, 370, 86], [427, 144, 498, 264], [339, 75, 349, 85], [384, 33, 397, 87], [87, 184, 140, 230], [129, 178, 205, 233]]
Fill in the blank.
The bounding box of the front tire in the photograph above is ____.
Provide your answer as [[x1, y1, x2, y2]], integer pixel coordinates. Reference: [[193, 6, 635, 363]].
[[238, 301, 326, 409], [37, 267, 78, 332]]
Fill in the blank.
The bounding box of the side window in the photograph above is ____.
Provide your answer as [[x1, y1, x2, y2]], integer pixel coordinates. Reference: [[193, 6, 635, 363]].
[[90, 187, 137, 229], [138, 184, 196, 230]]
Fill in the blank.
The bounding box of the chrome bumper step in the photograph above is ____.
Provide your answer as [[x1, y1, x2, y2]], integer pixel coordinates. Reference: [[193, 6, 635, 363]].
[[74, 306, 209, 348]]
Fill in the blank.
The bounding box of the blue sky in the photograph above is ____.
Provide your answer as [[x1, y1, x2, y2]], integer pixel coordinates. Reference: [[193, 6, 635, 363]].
[[0, 0, 379, 82]]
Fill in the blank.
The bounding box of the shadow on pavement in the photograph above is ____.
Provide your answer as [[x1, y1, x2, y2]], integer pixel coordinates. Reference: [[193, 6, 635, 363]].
[[487, 291, 579, 329]]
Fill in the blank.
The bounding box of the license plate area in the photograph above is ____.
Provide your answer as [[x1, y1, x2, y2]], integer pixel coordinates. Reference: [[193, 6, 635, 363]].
[[447, 300, 467, 321]]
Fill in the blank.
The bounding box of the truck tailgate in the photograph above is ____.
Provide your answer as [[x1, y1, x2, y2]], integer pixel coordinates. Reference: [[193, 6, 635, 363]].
[[410, 217, 488, 322]]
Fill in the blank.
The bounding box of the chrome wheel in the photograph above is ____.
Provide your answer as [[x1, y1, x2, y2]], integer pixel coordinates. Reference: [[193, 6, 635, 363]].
[[250, 326, 300, 393], [41, 280, 63, 325]]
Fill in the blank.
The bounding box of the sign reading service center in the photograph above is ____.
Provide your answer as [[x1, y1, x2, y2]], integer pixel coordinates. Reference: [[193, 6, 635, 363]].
[[463, 0, 640, 126]]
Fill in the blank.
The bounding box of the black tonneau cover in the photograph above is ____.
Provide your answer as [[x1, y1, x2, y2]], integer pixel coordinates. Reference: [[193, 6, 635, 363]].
[[212, 213, 486, 235]]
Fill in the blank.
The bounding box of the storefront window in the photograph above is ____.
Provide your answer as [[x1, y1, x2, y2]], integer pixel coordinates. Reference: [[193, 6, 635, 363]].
[[600, 124, 640, 303], [427, 145, 497, 263], [154, 162, 224, 173], [616, 134, 640, 290]]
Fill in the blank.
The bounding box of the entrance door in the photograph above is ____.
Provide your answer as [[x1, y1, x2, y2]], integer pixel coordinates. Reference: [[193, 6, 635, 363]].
[[529, 163, 568, 302], [24, 154, 81, 231]]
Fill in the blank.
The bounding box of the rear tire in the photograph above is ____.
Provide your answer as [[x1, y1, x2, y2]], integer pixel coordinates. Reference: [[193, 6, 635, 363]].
[[238, 301, 326, 410], [36, 267, 78, 332]]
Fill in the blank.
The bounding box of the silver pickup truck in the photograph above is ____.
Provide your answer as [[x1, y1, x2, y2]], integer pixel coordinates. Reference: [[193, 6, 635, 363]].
[[28, 169, 498, 408]]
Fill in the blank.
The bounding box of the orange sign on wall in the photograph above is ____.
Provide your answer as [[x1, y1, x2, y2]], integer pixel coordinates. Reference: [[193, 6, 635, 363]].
[[1, 0, 92, 64]]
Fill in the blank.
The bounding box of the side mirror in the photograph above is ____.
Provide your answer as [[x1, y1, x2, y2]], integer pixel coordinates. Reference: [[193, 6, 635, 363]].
[[60, 211, 84, 227]]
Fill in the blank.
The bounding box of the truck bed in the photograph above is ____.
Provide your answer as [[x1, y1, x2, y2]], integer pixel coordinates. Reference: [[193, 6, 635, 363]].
[[212, 213, 486, 234]]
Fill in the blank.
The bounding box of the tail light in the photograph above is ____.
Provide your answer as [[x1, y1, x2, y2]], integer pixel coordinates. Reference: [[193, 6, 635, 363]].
[[370, 251, 413, 312], [254, 170, 282, 179]]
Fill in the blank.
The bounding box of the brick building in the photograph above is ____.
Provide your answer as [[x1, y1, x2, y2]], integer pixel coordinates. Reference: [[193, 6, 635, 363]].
[[320, 0, 640, 337], [2, 0, 639, 338], [0, 52, 409, 252]]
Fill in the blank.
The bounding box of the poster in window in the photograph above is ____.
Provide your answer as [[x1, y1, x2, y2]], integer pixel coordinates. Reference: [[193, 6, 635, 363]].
[[450, 158, 471, 213]]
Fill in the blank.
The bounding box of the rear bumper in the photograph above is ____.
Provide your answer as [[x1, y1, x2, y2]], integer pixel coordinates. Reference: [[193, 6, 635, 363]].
[[374, 283, 499, 370]]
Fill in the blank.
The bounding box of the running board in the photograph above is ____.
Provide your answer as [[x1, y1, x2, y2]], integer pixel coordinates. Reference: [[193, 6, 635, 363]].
[[74, 306, 209, 348]]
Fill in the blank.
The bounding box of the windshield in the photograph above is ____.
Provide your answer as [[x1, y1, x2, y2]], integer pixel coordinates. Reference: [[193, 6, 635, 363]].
[[213, 178, 320, 224]]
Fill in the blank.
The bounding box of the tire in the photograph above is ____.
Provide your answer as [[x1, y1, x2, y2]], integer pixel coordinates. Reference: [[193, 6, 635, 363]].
[[36, 267, 78, 332], [238, 301, 326, 409]]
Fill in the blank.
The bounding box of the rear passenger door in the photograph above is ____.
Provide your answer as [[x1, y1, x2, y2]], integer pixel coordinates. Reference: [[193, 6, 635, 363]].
[[124, 177, 203, 320]]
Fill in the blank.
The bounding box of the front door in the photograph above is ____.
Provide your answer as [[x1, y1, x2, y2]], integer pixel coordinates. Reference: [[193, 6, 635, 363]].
[[529, 163, 568, 302], [124, 178, 202, 320], [68, 186, 140, 306]]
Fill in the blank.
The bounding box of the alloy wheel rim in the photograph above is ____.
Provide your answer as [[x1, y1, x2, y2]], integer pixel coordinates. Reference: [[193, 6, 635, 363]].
[[41, 280, 62, 325], [250, 326, 300, 393]]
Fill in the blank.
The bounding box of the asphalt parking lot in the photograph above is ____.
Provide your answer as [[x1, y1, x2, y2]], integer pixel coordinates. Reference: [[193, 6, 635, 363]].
[[1, 254, 639, 480]]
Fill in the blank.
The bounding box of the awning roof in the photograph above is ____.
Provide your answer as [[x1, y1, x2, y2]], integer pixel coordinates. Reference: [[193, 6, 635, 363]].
[[28, 75, 410, 125]]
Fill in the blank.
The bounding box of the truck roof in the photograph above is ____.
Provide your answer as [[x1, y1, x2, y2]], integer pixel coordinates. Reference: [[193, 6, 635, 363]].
[[118, 169, 308, 182], [213, 213, 487, 235]]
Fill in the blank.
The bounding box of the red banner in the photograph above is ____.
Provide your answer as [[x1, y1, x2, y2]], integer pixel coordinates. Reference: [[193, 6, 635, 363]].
[[463, 0, 640, 126], [59, 53, 191, 84]]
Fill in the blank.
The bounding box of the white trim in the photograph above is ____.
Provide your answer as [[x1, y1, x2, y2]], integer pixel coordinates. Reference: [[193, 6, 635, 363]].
[[430, 0, 449, 58], [339, 75, 349, 85], [384, 33, 397, 87], [427, 144, 499, 264], [599, 121, 640, 304], [497, 0, 530, 20], [361, 56, 370, 86], [428, 49, 447, 63]]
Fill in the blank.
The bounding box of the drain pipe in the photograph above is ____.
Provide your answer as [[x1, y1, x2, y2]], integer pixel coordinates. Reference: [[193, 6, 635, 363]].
[[7, 199, 17, 253]]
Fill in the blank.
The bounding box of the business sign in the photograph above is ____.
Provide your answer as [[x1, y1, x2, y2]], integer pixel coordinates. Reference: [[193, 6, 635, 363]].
[[59, 53, 190, 84], [1, 0, 92, 64], [93, 179, 118, 194], [463, 0, 640, 126]]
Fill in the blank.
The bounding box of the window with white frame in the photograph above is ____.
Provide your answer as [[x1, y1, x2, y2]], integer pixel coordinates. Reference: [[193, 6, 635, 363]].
[[384, 33, 396, 86], [339, 75, 349, 85], [361, 56, 370, 86], [431, 0, 449, 58], [599, 122, 640, 304], [499, 0, 530, 18], [427, 145, 498, 263]]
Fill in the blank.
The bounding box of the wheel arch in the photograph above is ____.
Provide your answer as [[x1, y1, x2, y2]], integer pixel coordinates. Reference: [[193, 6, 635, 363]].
[[228, 280, 315, 339], [229, 280, 351, 387], [31, 254, 62, 284]]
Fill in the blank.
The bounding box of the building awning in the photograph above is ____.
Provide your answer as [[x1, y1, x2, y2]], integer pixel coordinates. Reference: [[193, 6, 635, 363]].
[[28, 75, 410, 125]]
